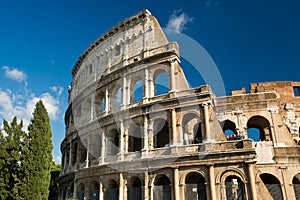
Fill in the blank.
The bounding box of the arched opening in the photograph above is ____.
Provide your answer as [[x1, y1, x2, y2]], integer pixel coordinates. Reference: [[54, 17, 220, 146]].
[[90, 181, 100, 200], [78, 140, 87, 163], [247, 116, 271, 141], [89, 132, 102, 161], [185, 172, 206, 200], [127, 176, 143, 200], [153, 118, 170, 148], [154, 70, 169, 96], [182, 114, 202, 145], [82, 98, 92, 123], [111, 85, 122, 110], [71, 143, 77, 165], [221, 120, 240, 140], [132, 79, 143, 102], [95, 91, 105, 115], [128, 125, 143, 152], [225, 175, 246, 200], [65, 147, 70, 167], [105, 179, 119, 200], [293, 174, 300, 200], [260, 173, 283, 200], [106, 129, 120, 156], [153, 174, 171, 200], [78, 183, 85, 200], [69, 183, 74, 198]]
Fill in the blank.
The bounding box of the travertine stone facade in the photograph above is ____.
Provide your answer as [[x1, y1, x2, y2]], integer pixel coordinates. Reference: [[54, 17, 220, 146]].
[[59, 10, 300, 200]]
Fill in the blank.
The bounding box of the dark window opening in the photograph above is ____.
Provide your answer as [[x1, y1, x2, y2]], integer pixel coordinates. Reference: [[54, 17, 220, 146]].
[[294, 87, 300, 97]]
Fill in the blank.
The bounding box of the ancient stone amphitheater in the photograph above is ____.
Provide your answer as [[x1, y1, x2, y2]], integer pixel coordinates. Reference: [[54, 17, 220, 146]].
[[59, 9, 300, 200]]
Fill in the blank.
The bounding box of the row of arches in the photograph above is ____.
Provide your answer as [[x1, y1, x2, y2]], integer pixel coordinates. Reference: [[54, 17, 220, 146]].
[[221, 115, 272, 142], [71, 70, 169, 126]]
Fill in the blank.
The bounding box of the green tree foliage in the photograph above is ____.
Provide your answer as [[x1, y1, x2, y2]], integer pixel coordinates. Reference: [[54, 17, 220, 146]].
[[0, 117, 27, 199], [26, 100, 53, 199], [48, 161, 61, 200]]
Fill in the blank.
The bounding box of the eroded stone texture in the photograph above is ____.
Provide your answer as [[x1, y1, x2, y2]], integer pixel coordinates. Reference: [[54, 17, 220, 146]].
[[59, 10, 300, 200]]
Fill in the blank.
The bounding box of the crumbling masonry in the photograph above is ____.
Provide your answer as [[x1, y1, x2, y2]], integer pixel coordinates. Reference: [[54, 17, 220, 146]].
[[59, 10, 300, 200]]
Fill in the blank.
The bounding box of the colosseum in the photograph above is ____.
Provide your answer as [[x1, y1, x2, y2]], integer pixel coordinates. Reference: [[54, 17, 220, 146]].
[[59, 9, 300, 200]]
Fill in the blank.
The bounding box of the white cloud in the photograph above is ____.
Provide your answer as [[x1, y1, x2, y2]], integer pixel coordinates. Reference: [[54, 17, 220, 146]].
[[166, 10, 193, 33], [53, 155, 61, 164], [0, 86, 62, 129], [49, 86, 64, 96], [2, 66, 27, 82]]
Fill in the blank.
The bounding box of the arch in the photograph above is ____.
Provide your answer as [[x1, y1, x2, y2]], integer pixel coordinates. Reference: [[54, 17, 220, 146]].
[[153, 174, 171, 200], [221, 120, 240, 140], [247, 115, 271, 141], [78, 183, 85, 200], [89, 132, 102, 160], [260, 173, 283, 200], [71, 142, 78, 165], [106, 128, 120, 156], [224, 175, 246, 200], [94, 91, 105, 115], [128, 125, 143, 152], [185, 172, 207, 200], [127, 176, 143, 200], [131, 78, 143, 102], [78, 140, 87, 163], [293, 173, 300, 200], [82, 98, 92, 123], [105, 179, 119, 200], [90, 181, 100, 200], [153, 118, 170, 148], [111, 84, 123, 110], [154, 69, 169, 96], [182, 113, 202, 145]]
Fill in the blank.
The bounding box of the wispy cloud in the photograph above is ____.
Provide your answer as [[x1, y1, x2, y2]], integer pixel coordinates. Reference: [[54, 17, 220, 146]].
[[2, 66, 27, 82], [166, 10, 193, 33]]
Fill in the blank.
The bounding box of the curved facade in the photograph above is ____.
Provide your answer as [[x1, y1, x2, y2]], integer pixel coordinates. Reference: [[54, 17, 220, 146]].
[[59, 10, 300, 200]]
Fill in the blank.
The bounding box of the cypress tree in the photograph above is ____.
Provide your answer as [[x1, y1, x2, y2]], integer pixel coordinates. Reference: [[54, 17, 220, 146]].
[[26, 100, 53, 199], [0, 117, 27, 199]]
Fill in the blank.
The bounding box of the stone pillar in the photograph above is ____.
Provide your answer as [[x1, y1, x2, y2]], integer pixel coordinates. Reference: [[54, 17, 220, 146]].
[[124, 126, 129, 153], [169, 59, 176, 91], [122, 76, 127, 108], [209, 165, 217, 200], [105, 88, 109, 114], [144, 68, 149, 100], [101, 129, 106, 164], [203, 102, 210, 141], [171, 109, 178, 145], [144, 172, 149, 200], [86, 138, 90, 168], [99, 181, 104, 200], [143, 115, 149, 151], [119, 120, 125, 157], [91, 94, 95, 120], [69, 144, 72, 167], [174, 168, 180, 200], [149, 78, 154, 97], [119, 173, 124, 200], [268, 107, 279, 146], [73, 182, 78, 199], [247, 163, 258, 200], [148, 120, 154, 150]]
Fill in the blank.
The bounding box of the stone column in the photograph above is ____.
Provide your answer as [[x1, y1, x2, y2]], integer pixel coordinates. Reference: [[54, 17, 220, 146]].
[[169, 59, 176, 91], [101, 129, 106, 164], [119, 173, 124, 200], [144, 68, 149, 100], [171, 109, 178, 145], [119, 120, 125, 158], [73, 182, 78, 199], [122, 76, 127, 108], [149, 78, 154, 97], [105, 88, 109, 114], [148, 120, 154, 150], [99, 181, 104, 200], [86, 138, 90, 168], [203, 102, 210, 141], [144, 172, 149, 200], [91, 94, 95, 120], [268, 107, 279, 146], [69, 144, 72, 167], [174, 168, 180, 200], [247, 163, 258, 200], [209, 165, 217, 200], [143, 115, 149, 151]]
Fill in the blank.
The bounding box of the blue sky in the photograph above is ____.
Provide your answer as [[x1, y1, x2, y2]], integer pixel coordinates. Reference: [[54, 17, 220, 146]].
[[0, 0, 300, 163]]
